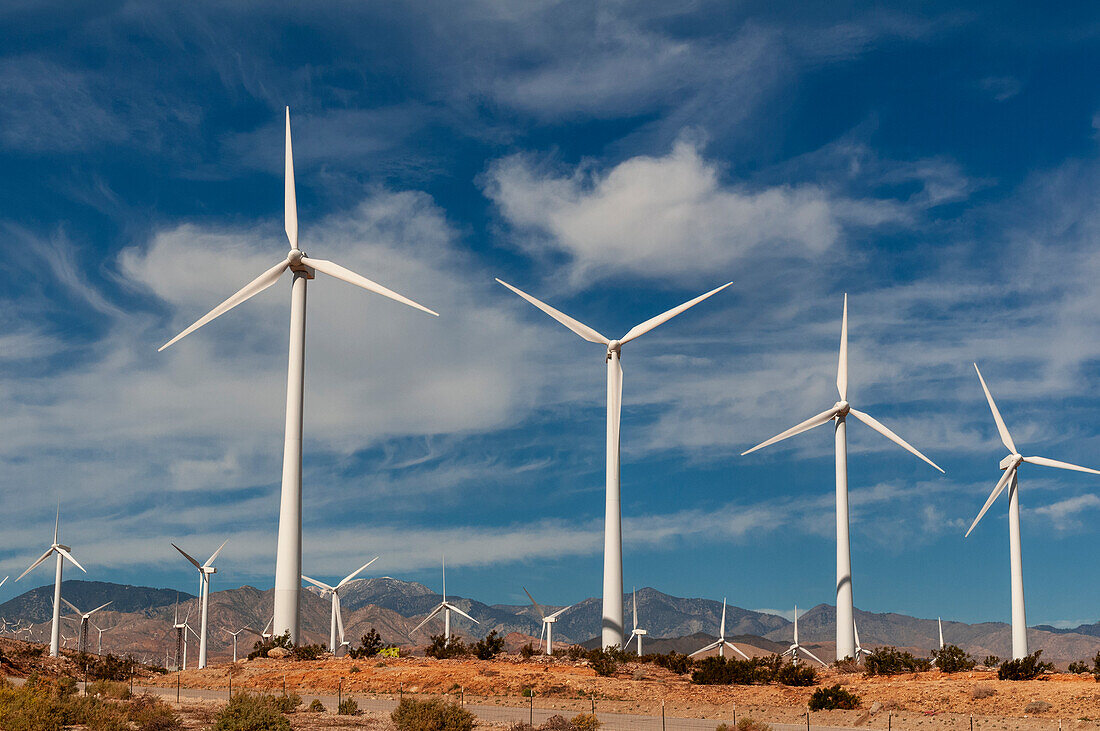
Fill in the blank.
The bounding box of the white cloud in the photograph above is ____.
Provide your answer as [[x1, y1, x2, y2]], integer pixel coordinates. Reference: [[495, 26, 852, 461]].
[[1033, 494, 1100, 530]]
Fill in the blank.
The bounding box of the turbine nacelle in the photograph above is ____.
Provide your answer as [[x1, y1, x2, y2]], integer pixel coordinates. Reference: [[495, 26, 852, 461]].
[[288, 249, 304, 265], [606, 340, 622, 358], [1000, 454, 1022, 471], [834, 400, 850, 417]]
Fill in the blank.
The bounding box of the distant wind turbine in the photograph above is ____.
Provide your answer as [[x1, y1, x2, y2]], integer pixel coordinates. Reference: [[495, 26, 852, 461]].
[[853, 620, 867, 662], [497, 278, 730, 648], [781, 606, 826, 667], [16, 504, 86, 657], [61, 598, 111, 655], [224, 626, 252, 662], [91, 622, 116, 656], [302, 556, 379, 654], [689, 598, 750, 660], [965, 363, 1100, 660], [741, 296, 943, 659], [158, 108, 438, 644], [627, 588, 647, 657], [172, 539, 228, 669], [522, 588, 572, 656], [411, 557, 477, 643]]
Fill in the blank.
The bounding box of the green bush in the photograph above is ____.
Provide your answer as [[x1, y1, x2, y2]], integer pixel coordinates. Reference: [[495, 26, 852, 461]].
[[998, 651, 1053, 680], [391, 696, 476, 730], [308, 699, 326, 712], [652, 651, 693, 674], [338, 697, 359, 715], [932, 644, 976, 673], [1093, 651, 1100, 682], [982, 655, 1001, 668], [88, 680, 131, 700], [213, 693, 291, 731], [473, 630, 506, 660], [690, 655, 814, 686], [350, 628, 384, 658], [734, 719, 773, 731], [270, 692, 301, 713], [863, 647, 932, 676], [292, 643, 327, 660], [775, 662, 818, 686], [248, 631, 293, 660], [588, 649, 619, 677], [87, 654, 135, 682], [808, 684, 861, 710], [566, 645, 588, 661], [426, 634, 469, 659], [520, 643, 537, 659], [1068, 660, 1090, 674], [0, 680, 181, 731]]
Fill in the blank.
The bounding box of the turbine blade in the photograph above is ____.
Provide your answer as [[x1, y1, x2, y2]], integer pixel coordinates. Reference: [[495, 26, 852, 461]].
[[445, 602, 479, 624], [837, 294, 848, 400], [301, 257, 438, 316], [610, 354, 623, 457], [411, 605, 444, 635], [632, 589, 637, 630], [337, 556, 379, 588], [618, 282, 732, 345], [17, 547, 55, 581], [495, 278, 609, 344], [0, 576, 7, 589], [158, 258, 290, 351], [538, 622, 546, 650], [335, 594, 345, 643], [725, 641, 751, 660], [720, 598, 726, 639], [89, 602, 112, 615], [301, 575, 333, 592], [741, 406, 840, 456], [61, 597, 83, 615], [974, 363, 1016, 454], [689, 641, 722, 657], [285, 107, 297, 249], [965, 466, 1016, 537], [54, 502, 59, 545], [547, 604, 572, 620], [522, 587, 546, 620], [172, 544, 202, 570], [848, 408, 944, 473], [1023, 455, 1100, 475], [57, 547, 86, 573], [204, 539, 229, 568], [802, 647, 828, 667]]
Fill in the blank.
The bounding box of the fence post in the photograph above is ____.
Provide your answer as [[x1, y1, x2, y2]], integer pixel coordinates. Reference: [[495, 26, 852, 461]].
[[591, 695, 595, 715], [529, 693, 533, 725], [176, 669, 180, 704], [399, 682, 403, 701], [228, 671, 232, 699], [888, 712, 892, 730], [806, 705, 810, 731], [661, 700, 665, 731], [338, 678, 342, 710], [970, 714, 974, 731], [733, 703, 737, 727]]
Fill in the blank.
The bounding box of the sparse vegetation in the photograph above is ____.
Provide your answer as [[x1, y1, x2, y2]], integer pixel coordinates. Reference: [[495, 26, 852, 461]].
[[269, 692, 301, 713], [520, 643, 537, 659], [0, 676, 181, 731], [863, 647, 932, 676], [587, 648, 619, 677], [971, 684, 997, 699], [291, 643, 327, 660], [212, 693, 291, 731], [691, 655, 819, 686], [473, 629, 505, 660], [997, 651, 1053, 680], [1068, 660, 1090, 674], [652, 651, 694, 674], [248, 630, 293, 660], [350, 628, 386, 658], [808, 684, 861, 710], [568, 713, 601, 730], [391, 696, 476, 731], [87, 680, 131, 700], [720, 720, 772, 731], [308, 699, 326, 712], [982, 655, 1001, 668], [426, 634, 470, 659], [338, 697, 359, 715], [932, 644, 977, 673]]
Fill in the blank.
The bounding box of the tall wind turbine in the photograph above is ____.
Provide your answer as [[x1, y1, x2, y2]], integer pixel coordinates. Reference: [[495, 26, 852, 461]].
[[411, 557, 478, 643], [781, 606, 826, 667], [627, 588, 647, 657], [302, 556, 378, 654], [689, 598, 750, 660], [172, 539, 228, 669], [61, 598, 111, 655], [16, 505, 86, 656], [158, 108, 438, 644], [741, 296, 943, 659], [965, 363, 1100, 660], [522, 588, 572, 656], [497, 278, 731, 647]]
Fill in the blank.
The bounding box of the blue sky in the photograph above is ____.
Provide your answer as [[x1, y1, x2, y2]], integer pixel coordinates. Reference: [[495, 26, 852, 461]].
[[1, 1, 1099, 629]]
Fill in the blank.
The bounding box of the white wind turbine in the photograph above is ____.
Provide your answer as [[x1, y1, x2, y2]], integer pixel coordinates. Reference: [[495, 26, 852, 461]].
[[61, 598, 111, 655], [781, 606, 826, 667], [689, 598, 750, 660], [171, 602, 193, 670], [741, 295, 943, 659], [172, 539, 228, 669], [16, 504, 86, 657], [302, 556, 379, 654], [411, 557, 478, 643], [224, 626, 251, 662], [853, 620, 867, 661], [522, 588, 572, 656], [92, 622, 116, 656], [965, 363, 1100, 660], [158, 108, 438, 644], [938, 617, 944, 650], [627, 588, 647, 657], [497, 278, 731, 648]]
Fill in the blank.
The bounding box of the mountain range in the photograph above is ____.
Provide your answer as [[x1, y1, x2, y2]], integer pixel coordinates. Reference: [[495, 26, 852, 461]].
[[0, 580, 1097, 664]]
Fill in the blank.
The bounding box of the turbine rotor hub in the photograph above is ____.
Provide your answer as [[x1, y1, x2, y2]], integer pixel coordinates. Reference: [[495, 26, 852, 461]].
[[1000, 453, 1022, 470], [608, 339, 622, 354], [288, 249, 304, 265], [835, 400, 851, 415]]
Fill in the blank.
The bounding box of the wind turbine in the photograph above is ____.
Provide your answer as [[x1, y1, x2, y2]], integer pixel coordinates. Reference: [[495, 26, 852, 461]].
[[497, 278, 730, 648], [172, 602, 191, 670], [61, 598, 111, 655], [92, 622, 116, 656], [411, 557, 478, 643], [741, 295, 943, 659], [965, 363, 1100, 660], [853, 620, 867, 661], [627, 588, 647, 657], [689, 599, 750, 660], [302, 556, 379, 654], [16, 504, 86, 656], [522, 588, 572, 656], [224, 626, 251, 662], [781, 606, 826, 667], [172, 539, 228, 669], [158, 107, 438, 644]]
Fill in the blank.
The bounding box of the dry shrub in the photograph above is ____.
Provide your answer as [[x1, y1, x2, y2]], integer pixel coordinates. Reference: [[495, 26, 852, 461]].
[[391, 696, 475, 731], [971, 684, 997, 700], [569, 713, 601, 731], [212, 692, 291, 731]]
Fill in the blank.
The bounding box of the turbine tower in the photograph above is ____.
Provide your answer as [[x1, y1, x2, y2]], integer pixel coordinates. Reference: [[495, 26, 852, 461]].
[[172, 539, 228, 669], [781, 606, 826, 666], [626, 588, 647, 657], [61, 598, 111, 655], [158, 108, 438, 644], [302, 556, 379, 654], [522, 588, 572, 656], [938, 617, 944, 650], [741, 296, 943, 659], [411, 557, 478, 643], [965, 363, 1100, 660], [689, 598, 750, 660], [16, 505, 86, 657], [497, 278, 730, 647]]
